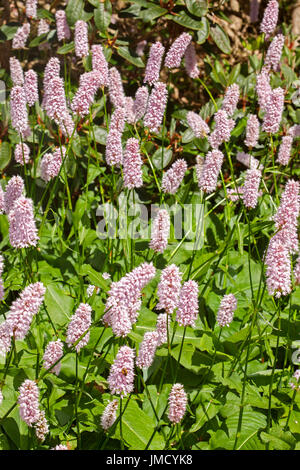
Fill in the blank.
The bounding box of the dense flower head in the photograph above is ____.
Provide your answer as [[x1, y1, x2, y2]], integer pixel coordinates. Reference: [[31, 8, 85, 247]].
[[0, 389, 2, 406], [288, 125, 300, 138], [262, 87, 284, 134], [260, 0, 279, 38], [242, 168, 262, 209], [18, 379, 40, 426], [10, 57, 24, 86], [123, 138, 143, 189], [144, 41, 165, 85], [66, 303, 92, 352], [187, 111, 210, 138], [144, 82, 168, 133], [43, 57, 60, 95], [44, 76, 68, 125], [107, 345, 135, 396], [24, 69, 39, 107], [35, 410, 49, 442], [227, 186, 244, 202], [244, 114, 260, 148], [277, 135, 293, 166], [165, 33, 192, 69], [273, 179, 300, 253], [184, 43, 199, 78], [91, 44, 109, 87], [156, 313, 170, 346], [156, 264, 182, 314], [264, 34, 285, 71], [52, 444, 69, 450], [0, 321, 12, 357], [74, 20, 89, 58], [265, 233, 292, 298], [12, 23, 30, 49], [71, 70, 101, 117], [256, 70, 272, 112], [8, 196, 39, 249], [136, 331, 159, 369], [40, 147, 64, 182], [101, 400, 118, 431], [55, 10, 71, 42], [43, 339, 64, 376], [149, 209, 170, 254], [195, 155, 204, 187], [133, 86, 149, 122], [14, 143, 30, 166], [105, 107, 125, 167], [168, 383, 187, 424], [38, 19, 50, 37], [221, 84, 240, 116], [108, 67, 125, 108], [176, 280, 199, 327], [124, 97, 135, 124], [198, 149, 224, 193], [217, 294, 237, 327], [4, 175, 25, 214], [10, 85, 29, 137], [209, 110, 235, 149], [26, 0, 37, 19], [162, 159, 187, 194]]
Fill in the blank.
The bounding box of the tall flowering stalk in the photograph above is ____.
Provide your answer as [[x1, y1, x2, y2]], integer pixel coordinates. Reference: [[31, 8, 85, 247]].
[[101, 400, 118, 431], [198, 150, 224, 193], [176, 280, 199, 327], [4, 175, 25, 214], [8, 196, 39, 249], [10, 57, 24, 86], [260, 0, 279, 39], [24, 70, 39, 107], [10, 86, 30, 137], [165, 33, 192, 69], [264, 34, 285, 71], [144, 42, 165, 85], [217, 294, 237, 327], [105, 107, 125, 167], [209, 110, 235, 149], [168, 383, 187, 424], [55, 10, 71, 42], [156, 264, 182, 314], [184, 43, 199, 78], [262, 87, 284, 134], [14, 143, 30, 166], [74, 20, 89, 58], [107, 346, 135, 396], [43, 339, 64, 376], [18, 379, 40, 426], [161, 159, 187, 195], [221, 84, 240, 116], [187, 111, 209, 138], [0, 255, 4, 301], [123, 138, 143, 189], [245, 114, 260, 148], [136, 331, 159, 369], [144, 82, 168, 133], [149, 209, 170, 254], [91, 45, 109, 87], [108, 67, 125, 108], [66, 303, 92, 352], [242, 168, 262, 209], [12, 23, 30, 50]]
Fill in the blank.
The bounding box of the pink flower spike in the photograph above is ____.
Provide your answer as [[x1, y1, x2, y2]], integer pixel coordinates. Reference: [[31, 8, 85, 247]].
[[221, 84, 240, 116], [123, 138, 143, 189], [74, 20, 89, 58], [12, 23, 30, 50], [294, 255, 300, 286], [10, 57, 24, 86], [184, 43, 199, 78], [101, 400, 118, 431], [0, 254, 5, 301], [43, 339, 64, 376], [108, 67, 125, 108], [9, 196, 39, 249], [209, 110, 235, 149], [217, 294, 237, 327], [144, 41, 165, 85], [91, 44, 109, 87], [156, 264, 182, 314], [256, 70, 272, 112], [18, 379, 40, 426], [136, 331, 159, 369], [144, 82, 168, 133], [273, 179, 300, 254], [26, 0, 37, 19], [71, 70, 101, 117], [14, 143, 30, 166], [40, 147, 64, 182], [264, 34, 285, 71], [198, 149, 224, 194], [133, 86, 149, 122], [277, 135, 293, 166], [4, 175, 25, 214], [176, 280, 199, 327], [55, 10, 71, 42], [242, 168, 262, 209], [156, 313, 170, 346], [187, 111, 210, 138], [168, 383, 187, 424], [245, 114, 260, 148], [265, 234, 292, 298], [149, 209, 170, 254], [105, 107, 125, 167], [165, 33, 192, 69], [262, 87, 284, 134], [35, 409, 49, 442], [260, 0, 279, 39], [24, 69, 39, 107], [10, 85, 29, 137], [161, 159, 187, 195], [107, 345, 135, 396], [66, 303, 92, 352]]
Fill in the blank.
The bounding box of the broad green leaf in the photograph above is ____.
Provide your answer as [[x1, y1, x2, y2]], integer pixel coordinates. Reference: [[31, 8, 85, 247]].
[[66, 0, 84, 25], [197, 17, 210, 44], [44, 284, 75, 326], [94, 3, 111, 33], [260, 425, 296, 450], [0, 25, 18, 40], [140, 4, 167, 22], [210, 25, 231, 54], [152, 147, 172, 169], [172, 11, 205, 30], [80, 264, 110, 291], [93, 126, 108, 145], [0, 142, 11, 170], [117, 46, 144, 67], [186, 0, 207, 17], [57, 41, 75, 54]]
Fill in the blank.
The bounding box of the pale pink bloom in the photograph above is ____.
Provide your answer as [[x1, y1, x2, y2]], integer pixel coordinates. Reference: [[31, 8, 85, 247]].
[[87, 284, 100, 297], [91, 44, 109, 87], [184, 43, 199, 78], [262, 87, 284, 134], [124, 97, 135, 124], [242, 168, 262, 209], [133, 86, 149, 122], [18, 379, 40, 426], [40, 147, 64, 182], [42, 57, 60, 109], [12, 23, 30, 49], [136, 331, 159, 369], [55, 10, 71, 42], [209, 110, 235, 149], [10, 85, 29, 137], [245, 114, 260, 148], [102, 272, 111, 280], [198, 149, 224, 193], [43, 339, 64, 376], [256, 70, 272, 112], [294, 255, 300, 285], [176, 280, 199, 327], [10, 57, 24, 86], [156, 313, 170, 346], [107, 345, 135, 396], [0, 254, 4, 301], [260, 0, 279, 38], [37, 18, 50, 36], [156, 264, 182, 314], [144, 41, 165, 85], [74, 20, 89, 58], [265, 34, 285, 71], [195, 155, 204, 188], [165, 33, 192, 69], [277, 135, 293, 166], [52, 444, 69, 450], [288, 125, 300, 138], [71, 70, 101, 117], [236, 151, 262, 170], [60, 113, 75, 138], [0, 321, 12, 356], [250, 0, 260, 22], [9, 196, 39, 249], [105, 107, 125, 167], [168, 383, 187, 424], [4, 175, 25, 214], [35, 410, 49, 442], [187, 111, 209, 138], [265, 234, 292, 298], [101, 400, 118, 431], [227, 186, 244, 202], [24, 69, 38, 107], [144, 82, 168, 133], [123, 138, 143, 189], [217, 293, 237, 327], [108, 67, 125, 108], [221, 84, 240, 116], [149, 209, 170, 254], [66, 303, 92, 352], [273, 179, 300, 254], [162, 159, 187, 194], [290, 370, 300, 390], [26, 0, 37, 19], [14, 143, 30, 165], [44, 76, 68, 126]]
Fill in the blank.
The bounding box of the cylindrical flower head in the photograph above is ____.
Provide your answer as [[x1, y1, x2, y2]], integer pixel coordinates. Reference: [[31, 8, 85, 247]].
[[66, 303, 92, 352], [176, 280, 199, 327], [43, 57, 60, 93], [4, 175, 25, 214], [168, 383, 187, 424], [262, 87, 284, 134], [162, 159, 187, 194], [108, 67, 125, 108], [45, 76, 68, 126], [187, 111, 209, 138], [288, 125, 300, 138], [149, 209, 170, 254], [0, 389, 2, 405], [245, 114, 260, 148], [184, 43, 199, 79], [217, 293, 237, 327], [38, 18, 50, 36], [12, 23, 30, 49], [71, 70, 101, 117], [105, 107, 125, 167], [294, 255, 300, 286], [198, 149, 224, 193], [107, 345, 135, 396], [165, 33, 192, 69], [156, 313, 170, 346], [24, 69, 39, 107], [133, 86, 149, 122], [91, 44, 109, 87], [242, 168, 262, 209], [43, 339, 64, 376], [273, 179, 300, 254], [14, 143, 30, 166], [123, 138, 143, 189], [26, 0, 37, 19], [227, 186, 244, 202], [40, 147, 64, 182], [35, 410, 49, 442], [256, 70, 272, 112], [10, 85, 29, 137], [124, 97, 135, 124], [18, 379, 40, 426], [156, 264, 182, 314], [144, 41, 165, 86], [8, 196, 39, 249], [75, 20, 89, 58], [260, 0, 279, 38], [136, 331, 159, 369], [0, 321, 12, 356], [5, 282, 45, 340], [55, 10, 71, 42], [265, 34, 285, 71], [195, 155, 204, 188], [101, 400, 118, 431], [209, 110, 235, 149], [10, 57, 24, 86], [277, 135, 293, 166], [221, 84, 240, 116], [144, 82, 168, 133], [265, 233, 292, 297]]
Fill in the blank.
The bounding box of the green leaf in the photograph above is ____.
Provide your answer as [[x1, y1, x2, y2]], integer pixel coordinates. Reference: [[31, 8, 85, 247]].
[[152, 147, 173, 169], [93, 127, 108, 145], [117, 46, 144, 68], [57, 41, 75, 55], [140, 4, 167, 22], [0, 142, 11, 170], [29, 32, 48, 47], [94, 3, 111, 33], [196, 17, 210, 44], [44, 284, 75, 326], [260, 425, 296, 450], [0, 25, 18, 40], [186, 0, 208, 17], [225, 408, 267, 450], [172, 11, 205, 30], [210, 25, 231, 54], [66, 0, 84, 26], [80, 264, 110, 291]]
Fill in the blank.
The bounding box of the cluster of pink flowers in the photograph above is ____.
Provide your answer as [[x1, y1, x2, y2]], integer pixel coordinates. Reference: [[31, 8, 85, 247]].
[[107, 345, 135, 396], [8, 196, 39, 249], [184, 43, 199, 79], [71, 70, 101, 117], [66, 303, 92, 352], [133, 86, 149, 122], [162, 159, 187, 194], [260, 0, 279, 38], [156, 264, 182, 314], [256, 70, 272, 112], [168, 383, 187, 424], [187, 111, 210, 138], [0, 255, 4, 301], [244, 114, 260, 148], [108, 67, 125, 109], [14, 143, 30, 166], [101, 400, 118, 431], [277, 135, 293, 166], [262, 87, 284, 134], [10, 86, 30, 137], [221, 84, 239, 116], [123, 138, 143, 189], [242, 168, 262, 209], [74, 20, 89, 58], [105, 107, 125, 167], [165, 33, 192, 69], [24, 69, 39, 107], [144, 82, 168, 133], [156, 313, 170, 346], [176, 280, 199, 327], [18, 379, 40, 426], [149, 209, 170, 254], [40, 147, 64, 182], [264, 34, 285, 71], [12, 23, 30, 49], [144, 42, 165, 85], [10, 57, 24, 86], [216, 294, 237, 327], [43, 339, 64, 376], [91, 45, 109, 87], [136, 331, 159, 369], [198, 150, 224, 193], [55, 10, 71, 42], [209, 110, 235, 149]]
